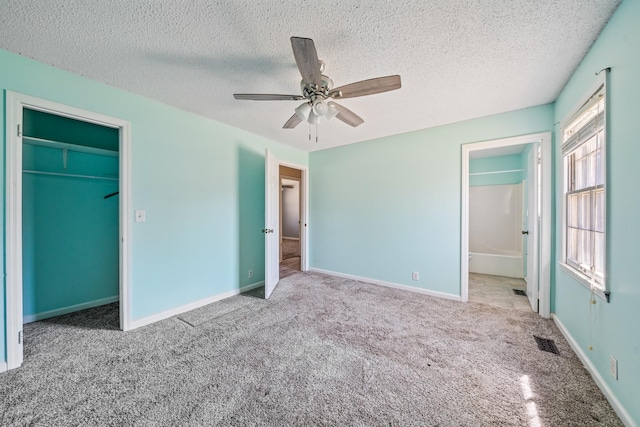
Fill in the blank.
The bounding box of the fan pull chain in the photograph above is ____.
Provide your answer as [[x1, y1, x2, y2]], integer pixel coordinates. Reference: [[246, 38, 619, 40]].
[[316, 120, 319, 143]]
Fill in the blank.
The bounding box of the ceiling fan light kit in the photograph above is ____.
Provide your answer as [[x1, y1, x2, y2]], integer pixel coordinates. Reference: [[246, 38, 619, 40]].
[[294, 103, 312, 121], [233, 37, 401, 140]]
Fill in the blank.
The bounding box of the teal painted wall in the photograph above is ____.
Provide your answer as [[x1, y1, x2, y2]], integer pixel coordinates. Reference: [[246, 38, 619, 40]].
[[1, 49, 308, 362], [23, 108, 119, 151], [22, 144, 119, 317], [553, 0, 640, 422], [469, 154, 523, 186], [309, 105, 553, 296]]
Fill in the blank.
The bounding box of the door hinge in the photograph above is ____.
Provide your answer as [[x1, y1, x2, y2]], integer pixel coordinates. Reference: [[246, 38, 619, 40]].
[[18, 331, 23, 344], [17, 124, 22, 137]]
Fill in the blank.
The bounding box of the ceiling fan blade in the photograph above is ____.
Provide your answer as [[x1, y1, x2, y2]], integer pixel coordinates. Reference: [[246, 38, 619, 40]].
[[234, 94, 305, 101], [331, 75, 401, 99], [283, 114, 303, 129], [328, 102, 364, 127], [291, 37, 322, 86]]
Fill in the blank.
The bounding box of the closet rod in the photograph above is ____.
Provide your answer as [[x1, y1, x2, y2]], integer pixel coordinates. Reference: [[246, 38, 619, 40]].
[[23, 170, 118, 181], [469, 169, 524, 176]]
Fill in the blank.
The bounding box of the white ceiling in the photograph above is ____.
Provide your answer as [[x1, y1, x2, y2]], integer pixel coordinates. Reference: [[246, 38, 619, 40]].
[[0, 1, 621, 152]]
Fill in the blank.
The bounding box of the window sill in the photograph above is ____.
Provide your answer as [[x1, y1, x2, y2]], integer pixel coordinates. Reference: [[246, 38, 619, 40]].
[[559, 263, 610, 302]]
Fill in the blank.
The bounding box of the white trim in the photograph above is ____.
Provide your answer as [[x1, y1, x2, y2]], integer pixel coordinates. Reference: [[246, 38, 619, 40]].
[[23, 296, 119, 324], [461, 132, 552, 318], [278, 159, 309, 272], [6, 91, 24, 370], [5, 92, 133, 370], [552, 314, 637, 427], [558, 263, 609, 302], [119, 122, 133, 331], [129, 282, 264, 330], [539, 133, 552, 318], [309, 268, 462, 302], [0, 361, 7, 374]]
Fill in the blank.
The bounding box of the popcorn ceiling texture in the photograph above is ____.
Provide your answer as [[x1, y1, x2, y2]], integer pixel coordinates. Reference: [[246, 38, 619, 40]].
[[0, 0, 622, 151]]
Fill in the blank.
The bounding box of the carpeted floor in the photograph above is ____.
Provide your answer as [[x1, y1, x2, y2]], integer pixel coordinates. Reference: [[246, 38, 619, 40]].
[[0, 272, 622, 426], [281, 239, 300, 259]]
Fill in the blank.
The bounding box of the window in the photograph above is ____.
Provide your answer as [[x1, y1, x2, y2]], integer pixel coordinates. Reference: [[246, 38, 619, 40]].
[[562, 82, 606, 294]]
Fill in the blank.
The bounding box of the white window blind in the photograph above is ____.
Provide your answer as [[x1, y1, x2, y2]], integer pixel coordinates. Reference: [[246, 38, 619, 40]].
[[562, 84, 606, 292]]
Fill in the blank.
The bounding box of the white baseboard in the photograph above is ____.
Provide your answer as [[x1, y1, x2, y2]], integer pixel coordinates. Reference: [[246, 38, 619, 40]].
[[309, 268, 461, 302], [552, 314, 636, 427], [23, 296, 120, 324], [129, 281, 264, 330], [0, 361, 7, 374]]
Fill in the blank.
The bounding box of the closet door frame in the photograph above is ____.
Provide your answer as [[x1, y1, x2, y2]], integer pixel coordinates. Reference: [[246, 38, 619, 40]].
[[5, 91, 132, 370]]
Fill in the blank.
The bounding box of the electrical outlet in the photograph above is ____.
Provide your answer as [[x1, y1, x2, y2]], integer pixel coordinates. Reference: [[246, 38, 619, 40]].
[[610, 355, 618, 380], [248, 269, 254, 279], [412, 272, 419, 281]]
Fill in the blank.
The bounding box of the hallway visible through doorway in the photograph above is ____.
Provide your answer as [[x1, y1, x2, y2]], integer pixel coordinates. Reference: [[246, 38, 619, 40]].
[[279, 165, 302, 278]]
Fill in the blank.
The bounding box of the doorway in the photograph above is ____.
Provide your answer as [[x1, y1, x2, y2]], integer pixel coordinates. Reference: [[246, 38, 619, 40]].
[[280, 165, 302, 278], [5, 92, 132, 370], [263, 149, 308, 299], [461, 132, 551, 318]]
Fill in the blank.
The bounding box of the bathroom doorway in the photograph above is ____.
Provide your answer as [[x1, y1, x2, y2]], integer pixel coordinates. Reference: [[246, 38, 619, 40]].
[[461, 132, 551, 318]]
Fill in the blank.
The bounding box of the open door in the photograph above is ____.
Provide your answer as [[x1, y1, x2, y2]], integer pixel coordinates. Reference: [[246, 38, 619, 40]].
[[525, 144, 540, 312], [264, 149, 280, 298]]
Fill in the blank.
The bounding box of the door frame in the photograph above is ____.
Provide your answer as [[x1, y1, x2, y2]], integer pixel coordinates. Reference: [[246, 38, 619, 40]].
[[5, 91, 132, 370], [279, 174, 302, 263], [525, 143, 540, 311], [277, 160, 308, 272], [460, 132, 551, 318]]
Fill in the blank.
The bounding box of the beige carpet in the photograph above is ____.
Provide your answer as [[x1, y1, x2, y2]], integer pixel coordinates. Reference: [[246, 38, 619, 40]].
[[0, 272, 622, 426], [281, 238, 300, 259]]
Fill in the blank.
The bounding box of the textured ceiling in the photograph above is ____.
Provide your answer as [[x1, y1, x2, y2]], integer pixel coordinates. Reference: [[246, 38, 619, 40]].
[[0, 0, 622, 152]]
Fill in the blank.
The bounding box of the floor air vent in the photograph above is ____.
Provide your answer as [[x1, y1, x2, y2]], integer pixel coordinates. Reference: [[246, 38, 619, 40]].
[[534, 336, 559, 354], [513, 289, 527, 296]]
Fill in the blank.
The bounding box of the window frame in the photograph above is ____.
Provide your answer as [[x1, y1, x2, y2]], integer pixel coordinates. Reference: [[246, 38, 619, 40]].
[[560, 73, 609, 301]]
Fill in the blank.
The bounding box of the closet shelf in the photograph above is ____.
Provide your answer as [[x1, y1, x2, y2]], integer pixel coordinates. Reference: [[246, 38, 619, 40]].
[[22, 136, 118, 158], [23, 170, 118, 181], [469, 168, 523, 176]]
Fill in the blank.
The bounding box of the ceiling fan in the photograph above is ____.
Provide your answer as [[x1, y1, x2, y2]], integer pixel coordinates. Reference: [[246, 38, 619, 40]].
[[234, 37, 401, 130]]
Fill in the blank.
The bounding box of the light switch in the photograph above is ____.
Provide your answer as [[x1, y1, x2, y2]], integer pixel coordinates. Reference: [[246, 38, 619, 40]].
[[135, 210, 146, 223]]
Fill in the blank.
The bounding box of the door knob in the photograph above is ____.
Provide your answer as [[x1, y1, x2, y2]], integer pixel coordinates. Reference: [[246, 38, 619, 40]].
[[522, 230, 529, 235]]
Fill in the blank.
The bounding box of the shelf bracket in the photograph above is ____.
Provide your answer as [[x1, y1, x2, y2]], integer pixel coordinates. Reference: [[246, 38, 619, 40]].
[[62, 148, 69, 169]]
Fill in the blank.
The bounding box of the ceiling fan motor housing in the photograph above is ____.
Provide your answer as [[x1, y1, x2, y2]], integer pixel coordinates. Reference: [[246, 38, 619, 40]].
[[300, 74, 334, 100]]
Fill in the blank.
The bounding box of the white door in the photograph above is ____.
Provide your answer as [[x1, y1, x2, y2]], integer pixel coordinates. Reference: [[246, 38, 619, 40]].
[[525, 144, 539, 312], [264, 149, 280, 298]]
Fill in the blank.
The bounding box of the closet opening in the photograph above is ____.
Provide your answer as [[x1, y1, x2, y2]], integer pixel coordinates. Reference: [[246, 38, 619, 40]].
[[5, 92, 132, 371], [22, 108, 120, 325]]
